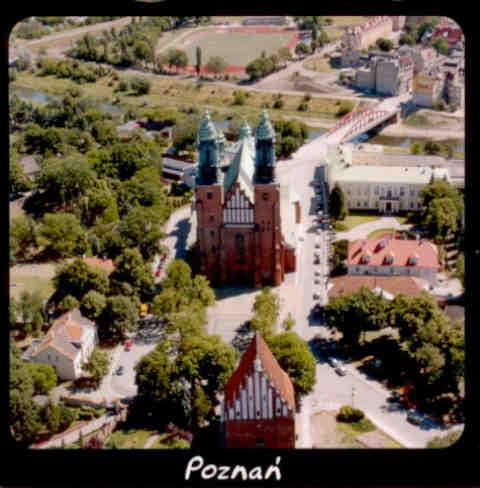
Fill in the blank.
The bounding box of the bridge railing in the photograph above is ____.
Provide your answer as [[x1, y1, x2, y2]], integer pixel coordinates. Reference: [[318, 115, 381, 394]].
[[341, 110, 394, 142]]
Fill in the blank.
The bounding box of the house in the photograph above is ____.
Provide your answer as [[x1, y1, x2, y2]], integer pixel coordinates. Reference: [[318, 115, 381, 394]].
[[23, 309, 97, 381], [161, 154, 198, 189], [347, 236, 440, 286], [222, 333, 295, 448], [19, 155, 40, 179], [328, 275, 430, 300], [116, 120, 141, 140]]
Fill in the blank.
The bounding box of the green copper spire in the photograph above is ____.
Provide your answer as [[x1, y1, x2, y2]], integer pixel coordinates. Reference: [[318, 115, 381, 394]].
[[198, 110, 217, 142], [255, 110, 275, 141], [239, 119, 252, 139]]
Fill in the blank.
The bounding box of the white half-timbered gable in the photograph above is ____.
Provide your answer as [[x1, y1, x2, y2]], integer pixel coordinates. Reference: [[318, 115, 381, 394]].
[[223, 184, 254, 226], [222, 333, 295, 422]]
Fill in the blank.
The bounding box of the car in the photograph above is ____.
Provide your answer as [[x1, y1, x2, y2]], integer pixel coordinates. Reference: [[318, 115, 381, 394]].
[[314, 278, 321, 285], [314, 270, 322, 277], [116, 366, 124, 376], [407, 410, 423, 425], [328, 357, 340, 368], [124, 340, 132, 351], [335, 366, 347, 376], [313, 292, 320, 300], [316, 229, 322, 235], [387, 392, 402, 404], [315, 243, 321, 248]]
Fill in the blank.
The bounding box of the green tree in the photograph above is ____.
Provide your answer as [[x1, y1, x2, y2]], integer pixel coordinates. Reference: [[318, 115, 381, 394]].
[[17, 290, 45, 336], [10, 156, 32, 194], [432, 37, 449, 55], [250, 287, 280, 339], [84, 348, 110, 384], [110, 247, 154, 301], [172, 117, 198, 155], [267, 331, 316, 399], [423, 197, 459, 241], [206, 56, 228, 77], [98, 295, 138, 342], [410, 142, 422, 154], [80, 290, 107, 320], [195, 45, 202, 76], [424, 140, 442, 155], [329, 184, 348, 220], [295, 42, 311, 57], [53, 258, 109, 303], [10, 214, 36, 261], [376, 38, 394, 52], [27, 363, 57, 395], [277, 47, 293, 64], [57, 295, 80, 314], [166, 48, 188, 72]]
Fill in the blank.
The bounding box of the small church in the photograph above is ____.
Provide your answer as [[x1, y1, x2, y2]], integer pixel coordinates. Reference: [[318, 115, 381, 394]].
[[194, 110, 300, 288], [221, 333, 296, 448]]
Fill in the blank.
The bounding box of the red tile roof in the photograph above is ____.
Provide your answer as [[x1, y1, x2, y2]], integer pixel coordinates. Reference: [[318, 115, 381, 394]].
[[82, 257, 115, 275], [224, 333, 295, 411], [433, 26, 462, 44], [328, 275, 428, 299], [347, 237, 439, 269]]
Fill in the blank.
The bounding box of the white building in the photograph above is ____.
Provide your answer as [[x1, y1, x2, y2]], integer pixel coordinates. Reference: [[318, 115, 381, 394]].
[[23, 309, 97, 381], [326, 145, 451, 214]]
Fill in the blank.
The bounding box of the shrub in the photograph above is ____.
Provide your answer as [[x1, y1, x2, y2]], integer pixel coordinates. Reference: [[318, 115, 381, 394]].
[[336, 101, 354, 117], [272, 99, 284, 109], [297, 101, 309, 112], [336, 405, 365, 423], [232, 91, 246, 106]]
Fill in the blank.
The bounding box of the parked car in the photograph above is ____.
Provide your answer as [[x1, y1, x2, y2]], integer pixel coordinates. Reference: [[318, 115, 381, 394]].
[[116, 366, 124, 376], [407, 410, 423, 425], [314, 270, 322, 277], [328, 357, 340, 368], [313, 292, 320, 300], [315, 243, 321, 248], [387, 392, 402, 404], [335, 366, 347, 376], [124, 340, 132, 352], [314, 278, 321, 285]]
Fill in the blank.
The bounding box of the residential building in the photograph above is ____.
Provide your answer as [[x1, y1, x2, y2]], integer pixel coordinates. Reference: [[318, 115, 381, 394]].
[[326, 144, 451, 214], [347, 236, 440, 286], [354, 54, 414, 96], [162, 154, 198, 188], [328, 274, 430, 300], [342, 16, 394, 51], [222, 333, 295, 448], [23, 309, 97, 381], [412, 71, 444, 107], [194, 110, 299, 288]]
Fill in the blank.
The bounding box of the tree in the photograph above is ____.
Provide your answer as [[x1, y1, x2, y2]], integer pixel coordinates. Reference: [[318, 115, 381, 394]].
[[17, 290, 45, 336], [267, 331, 316, 399], [432, 37, 449, 55], [80, 290, 107, 320], [98, 295, 138, 342], [166, 48, 188, 72], [135, 334, 236, 429], [53, 258, 109, 303], [27, 363, 57, 395], [10, 156, 32, 194], [84, 348, 110, 384], [399, 32, 416, 46], [23, 124, 63, 156], [206, 56, 228, 77], [133, 40, 154, 67], [376, 38, 394, 52], [44, 401, 75, 434], [410, 142, 422, 154], [110, 247, 154, 301], [10, 214, 36, 261], [250, 287, 280, 339], [195, 46, 202, 76], [172, 117, 199, 155], [329, 184, 348, 221], [427, 430, 462, 448], [57, 295, 80, 314], [277, 47, 292, 64], [455, 253, 465, 288], [424, 140, 442, 155], [423, 197, 458, 241], [295, 42, 311, 57], [9, 347, 42, 445], [130, 76, 151, 96], [330, 239, 348, 276]]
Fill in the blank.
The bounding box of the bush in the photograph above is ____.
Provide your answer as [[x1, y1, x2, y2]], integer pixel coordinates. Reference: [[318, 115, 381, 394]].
[[336, 405, 365, 423], [336, 101, 354, 117], [272, 99, 284, 109], [297, 101, 309, 112], [232, 91, 246, 106], [333, 221, 347, 231]]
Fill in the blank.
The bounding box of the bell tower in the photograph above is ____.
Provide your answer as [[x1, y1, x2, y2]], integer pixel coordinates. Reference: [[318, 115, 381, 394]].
[[254, 110, 276, 184], [197, 110, 221, 185]]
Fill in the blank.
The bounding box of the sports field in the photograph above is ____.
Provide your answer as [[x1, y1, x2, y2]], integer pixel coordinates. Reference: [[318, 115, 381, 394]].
[[181, 29, 296, 68]]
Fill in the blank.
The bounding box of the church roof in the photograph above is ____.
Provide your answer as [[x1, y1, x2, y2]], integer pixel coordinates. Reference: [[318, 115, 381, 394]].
[[239, 119, 252, 139], [255, 110, 275, 141], [198, 110, 217, 142], [224, 333, 295, 411], [223, 134, 256, 202]]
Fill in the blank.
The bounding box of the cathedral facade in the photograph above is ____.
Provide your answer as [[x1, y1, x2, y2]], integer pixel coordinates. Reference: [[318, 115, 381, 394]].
[[194, 110, 299, 288]]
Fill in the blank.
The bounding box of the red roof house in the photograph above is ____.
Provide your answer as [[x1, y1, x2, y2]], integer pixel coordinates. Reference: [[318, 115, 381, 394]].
[[347, 236, 439, 285], [222, 333, 295, 448]]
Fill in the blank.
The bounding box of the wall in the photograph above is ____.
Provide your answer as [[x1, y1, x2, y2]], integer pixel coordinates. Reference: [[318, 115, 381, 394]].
[[33, 347, 77, 381], [226, 417, 295, 448], [348, 264, 437, 285]]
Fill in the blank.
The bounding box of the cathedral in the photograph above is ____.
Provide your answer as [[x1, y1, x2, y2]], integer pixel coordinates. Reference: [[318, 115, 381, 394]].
[[194, 110, 300, 288]]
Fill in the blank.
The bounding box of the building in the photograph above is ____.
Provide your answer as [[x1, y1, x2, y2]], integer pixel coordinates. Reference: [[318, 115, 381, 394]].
[[398, 46, 439, 74], [354, 54, 414, 96], [222, 333, 296, 448], [412, 71, 444, 107], [433, 22, 464, 52], [347, 236, 439, 285], [326, 144, 451, 214], [162, 154, 198, 188], [328, 274, 430, 299], [342, 16, 394, 51], [19, 155, 40, 180], [23, 309, 97, 381], [194, 110, 299, 288]]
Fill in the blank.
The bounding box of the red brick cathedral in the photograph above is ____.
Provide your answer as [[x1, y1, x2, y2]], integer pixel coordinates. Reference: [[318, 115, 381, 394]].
[[222, 333, 296, 448], [194, 110, 299, 288]]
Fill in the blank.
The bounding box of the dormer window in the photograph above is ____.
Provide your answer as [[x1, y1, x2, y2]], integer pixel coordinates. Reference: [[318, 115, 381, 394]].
[[375, 239, 387, 252], [408, 255, 419, 266], [360, 254, 371, 265], [383, 254, 394, 266]]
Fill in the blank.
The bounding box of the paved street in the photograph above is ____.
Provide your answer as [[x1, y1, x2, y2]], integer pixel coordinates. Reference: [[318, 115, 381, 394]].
[[334, 216, 412, 242]]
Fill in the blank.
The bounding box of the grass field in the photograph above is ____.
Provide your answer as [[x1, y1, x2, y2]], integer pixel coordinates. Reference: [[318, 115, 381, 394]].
[[328, 16, 370, 27], [106, 429, 156, 449], [303, 55, 336, 73], [340, 214, 383, 231], [182, 30, 293, 66], [10, 263, 58, 300], [12, 72, 352, 123]]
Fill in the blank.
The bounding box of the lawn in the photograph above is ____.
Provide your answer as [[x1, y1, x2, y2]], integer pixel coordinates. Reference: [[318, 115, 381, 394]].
[[12, 72, 351, 123], [340, 214, 382, 231], [106, 428, 156, 449], [303, 55, 336, 73], [182, 30, 293, 66], [367, 227, 410, 239], [10, 262, 58, 300], [327, 16, 370, 27]]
